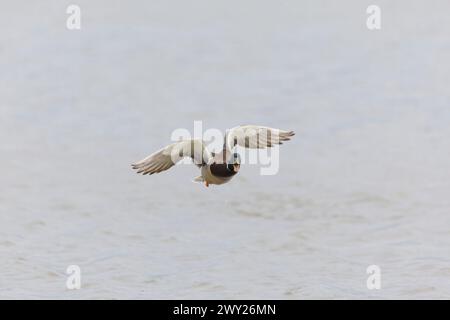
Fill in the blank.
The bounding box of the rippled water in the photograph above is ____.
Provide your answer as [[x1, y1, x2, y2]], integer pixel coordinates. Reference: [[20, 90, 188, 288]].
[[1, 1, 450, 299]]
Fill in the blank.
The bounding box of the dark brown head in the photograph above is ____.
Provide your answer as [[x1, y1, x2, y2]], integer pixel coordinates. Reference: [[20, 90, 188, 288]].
[[210, 153, 241, 177], [227, 153, 241, 173]]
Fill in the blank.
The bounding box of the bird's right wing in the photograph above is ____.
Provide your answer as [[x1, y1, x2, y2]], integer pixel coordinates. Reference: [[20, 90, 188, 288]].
[[132, 139, 212, 175]]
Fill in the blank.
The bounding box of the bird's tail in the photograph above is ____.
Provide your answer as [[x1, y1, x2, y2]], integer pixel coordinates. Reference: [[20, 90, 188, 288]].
[[192, 176, 204, 183]]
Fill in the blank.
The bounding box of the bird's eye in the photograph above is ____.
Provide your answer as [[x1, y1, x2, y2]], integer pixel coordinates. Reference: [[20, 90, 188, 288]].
[[233, 153, 241, 164]]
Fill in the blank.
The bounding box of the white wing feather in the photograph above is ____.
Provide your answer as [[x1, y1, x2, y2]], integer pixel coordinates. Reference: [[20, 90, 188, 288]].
[[225, 125, 295, 152], [132, 139, 212, 175]]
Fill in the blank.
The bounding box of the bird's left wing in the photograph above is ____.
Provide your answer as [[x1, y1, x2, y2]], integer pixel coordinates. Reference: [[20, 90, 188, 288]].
[[225, 125, 295, 152]]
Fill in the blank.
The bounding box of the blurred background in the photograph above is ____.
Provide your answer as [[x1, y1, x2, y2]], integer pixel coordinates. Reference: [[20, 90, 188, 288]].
[[1, 0, 450, 299]]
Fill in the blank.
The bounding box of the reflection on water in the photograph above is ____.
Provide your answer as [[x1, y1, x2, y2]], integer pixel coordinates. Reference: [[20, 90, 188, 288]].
[[1, 1, 450, 299]]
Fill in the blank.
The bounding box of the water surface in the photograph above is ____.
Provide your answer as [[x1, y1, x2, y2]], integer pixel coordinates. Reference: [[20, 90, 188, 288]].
[[1, 1, 450, 299]]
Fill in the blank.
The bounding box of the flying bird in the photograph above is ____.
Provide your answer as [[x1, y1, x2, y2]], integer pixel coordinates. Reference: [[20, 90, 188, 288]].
[[131, 125, 294, 187]]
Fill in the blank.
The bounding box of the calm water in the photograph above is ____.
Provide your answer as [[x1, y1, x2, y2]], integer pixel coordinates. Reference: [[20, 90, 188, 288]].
[[1, 1, 450, 299]]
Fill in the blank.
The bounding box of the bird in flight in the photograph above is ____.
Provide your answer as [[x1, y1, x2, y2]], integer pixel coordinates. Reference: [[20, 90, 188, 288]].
[[132, 125, 295, 187]]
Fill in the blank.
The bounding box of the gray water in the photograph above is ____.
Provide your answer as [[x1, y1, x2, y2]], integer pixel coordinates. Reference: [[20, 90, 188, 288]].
[[1, 0, 450, 299]]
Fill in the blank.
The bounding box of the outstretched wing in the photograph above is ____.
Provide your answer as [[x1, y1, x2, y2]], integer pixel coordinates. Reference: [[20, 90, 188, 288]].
[[225, 125, 295, 152], [132, 139, 212, 175]]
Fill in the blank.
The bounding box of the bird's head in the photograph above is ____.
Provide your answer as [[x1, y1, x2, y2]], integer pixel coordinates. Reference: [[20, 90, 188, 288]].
[[226, 153, 241, 173]]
